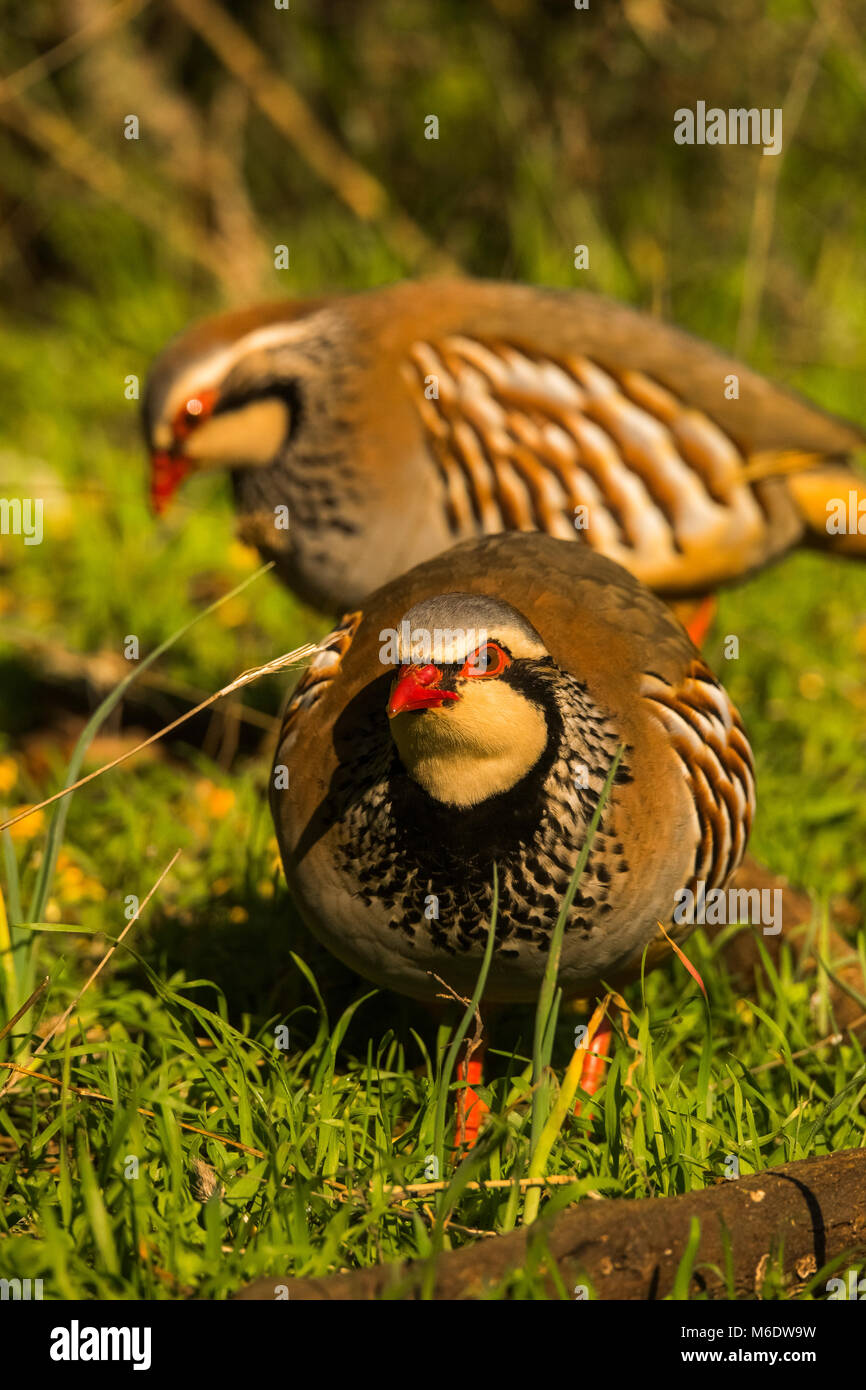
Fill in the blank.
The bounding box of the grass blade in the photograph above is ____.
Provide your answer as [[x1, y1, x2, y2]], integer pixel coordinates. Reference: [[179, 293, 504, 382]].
[[26, 562, 275, 921], [524, 745, 623, 1222]]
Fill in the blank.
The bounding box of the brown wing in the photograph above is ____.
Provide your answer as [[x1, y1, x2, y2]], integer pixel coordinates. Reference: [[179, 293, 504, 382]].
[[277, 610, 362, 756], [403, 331, 860, 594], [357, 279, 864, 595], [641, 658, 755, 896]]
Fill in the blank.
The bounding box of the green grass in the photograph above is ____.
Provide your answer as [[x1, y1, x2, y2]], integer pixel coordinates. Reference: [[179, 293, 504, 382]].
[[2, 837, 865, 1298], [3, 288, 866, 1302], [1, 543, 865, 1298], [2, 0, 866, 1301], [3, 247, 866, 1305]]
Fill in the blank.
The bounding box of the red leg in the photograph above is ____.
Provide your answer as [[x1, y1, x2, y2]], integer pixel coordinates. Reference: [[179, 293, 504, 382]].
[[573, 1015, 614, 1118], [456, 1039, 488, 1148], [684, 595, 717, 649]]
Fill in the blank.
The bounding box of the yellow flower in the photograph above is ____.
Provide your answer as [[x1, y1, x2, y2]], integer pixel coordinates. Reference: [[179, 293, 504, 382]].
[[210, 788, 235, 819], [6, 805, 44, 842], [228, 540, 260, 572], [215, 596, 249, 629], [734, 998, 754, 1026], [58, 865, 106, 904], [195, 780, 236, 819], [0, 757, 18, 795], [229, 905, 248, 924], [52, 850, 105, 903], [798, 671, 825, 701]]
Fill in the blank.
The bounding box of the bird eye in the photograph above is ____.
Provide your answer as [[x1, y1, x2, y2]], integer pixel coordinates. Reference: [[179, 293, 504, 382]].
[[171, 388, 217, 440], [460, 642, 510, 679]]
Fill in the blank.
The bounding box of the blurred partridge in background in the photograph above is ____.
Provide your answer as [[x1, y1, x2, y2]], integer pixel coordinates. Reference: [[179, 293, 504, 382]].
[[145, 280, 866, 638]]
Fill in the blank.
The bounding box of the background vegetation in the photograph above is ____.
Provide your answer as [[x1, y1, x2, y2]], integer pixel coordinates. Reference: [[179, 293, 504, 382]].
[[1, 0, 865, 1298]]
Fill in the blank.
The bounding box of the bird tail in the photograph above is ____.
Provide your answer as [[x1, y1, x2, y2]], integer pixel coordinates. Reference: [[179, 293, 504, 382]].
[[783, 459, 866, 557], [743, 450, 866, 557]]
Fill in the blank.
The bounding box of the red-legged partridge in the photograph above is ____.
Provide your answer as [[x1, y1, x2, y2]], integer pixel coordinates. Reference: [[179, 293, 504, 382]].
[[145, 280, 865, 617], [270, 535, 755, 1031]]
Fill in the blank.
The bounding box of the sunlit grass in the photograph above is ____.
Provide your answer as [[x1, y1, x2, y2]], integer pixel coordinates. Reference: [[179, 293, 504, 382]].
[[2, 0, 866, 1296], [2, 275, 866, 1295]]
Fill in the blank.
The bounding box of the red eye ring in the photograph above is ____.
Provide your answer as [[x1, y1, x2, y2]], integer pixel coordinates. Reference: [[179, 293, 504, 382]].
[[171, 387, 217, 441], [459, 641, 510, 680]]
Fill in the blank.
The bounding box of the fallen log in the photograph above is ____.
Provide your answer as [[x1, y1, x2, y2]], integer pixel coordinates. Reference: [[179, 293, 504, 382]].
[[234, 1148, 866, 1300], [232, 863, 865, 1301]]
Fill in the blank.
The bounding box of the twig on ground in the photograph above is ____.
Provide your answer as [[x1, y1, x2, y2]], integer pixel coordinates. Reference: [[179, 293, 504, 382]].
[[0, 1059, 264, 1157], [234, 1148, 866, 1300], [3, 625, 282, 733], [0, 639, 330, 834], [0, 976, 49, 1043]]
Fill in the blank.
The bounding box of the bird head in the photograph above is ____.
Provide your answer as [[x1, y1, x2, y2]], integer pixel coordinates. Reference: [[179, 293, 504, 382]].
[[142, 302, 324, 514], [386, 593, 555, 808]]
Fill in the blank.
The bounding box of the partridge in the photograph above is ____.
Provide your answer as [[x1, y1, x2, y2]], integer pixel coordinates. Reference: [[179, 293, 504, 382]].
[[144, 280, 865, 616], [270, 534, 754, 1064]]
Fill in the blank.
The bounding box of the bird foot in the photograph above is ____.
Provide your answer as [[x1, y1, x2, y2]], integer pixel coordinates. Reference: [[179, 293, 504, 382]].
[[455, 1052, 488, 1148], [572, 991, 641, 1117], [682, 595, 718, 648]]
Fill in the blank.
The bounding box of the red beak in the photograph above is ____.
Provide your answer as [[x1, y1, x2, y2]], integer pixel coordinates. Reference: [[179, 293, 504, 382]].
[[150, 451, 192, 515], [388, 664, 459, 717]]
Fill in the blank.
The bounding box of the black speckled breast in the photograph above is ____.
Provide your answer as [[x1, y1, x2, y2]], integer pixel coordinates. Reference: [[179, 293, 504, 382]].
[[332, 665, 632, 958]]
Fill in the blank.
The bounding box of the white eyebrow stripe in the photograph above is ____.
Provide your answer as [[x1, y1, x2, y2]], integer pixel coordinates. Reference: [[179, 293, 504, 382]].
[[394, 622, 546, 665], [158, 313, 330, 437]]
